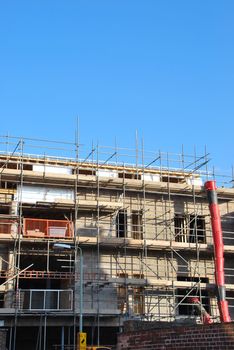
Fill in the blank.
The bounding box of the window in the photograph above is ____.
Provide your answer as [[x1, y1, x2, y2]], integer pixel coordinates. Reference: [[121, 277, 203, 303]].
[[174, 215, 187, 242], [133, 287, 145, 314], [0, 206, 10, 215], [177, 276, 210, 316], [118, 172, 141, 180], [132, 211, 143, 239], [162, 176, 181, 183], [0, 292, 4, 308], [0, 181, 17, 190], [116, 210, 127, 238], [78, 169, 95, 176], [133, 274, 145, 314], [117, 273, 128, 313], [174, 214, 206, 243], [189, 215, 205, 243]]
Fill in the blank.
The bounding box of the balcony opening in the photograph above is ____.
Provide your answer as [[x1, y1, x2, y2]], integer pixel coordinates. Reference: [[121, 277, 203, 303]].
[[177, 276, 210, 316], [22, 208, 74, 239], [22, 207, 73, 220], [18, 250, 73, 287], [23, 218, 73, 239], [116, 210, 127, 238]]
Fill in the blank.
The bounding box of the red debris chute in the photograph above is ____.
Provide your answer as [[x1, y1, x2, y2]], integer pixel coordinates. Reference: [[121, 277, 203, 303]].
[[205, 180, 231, 323]]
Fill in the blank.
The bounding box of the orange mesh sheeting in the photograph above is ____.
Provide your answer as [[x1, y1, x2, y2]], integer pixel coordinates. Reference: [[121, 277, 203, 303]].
[[24, 218, 73, 238], [0, 219, 17, 234]]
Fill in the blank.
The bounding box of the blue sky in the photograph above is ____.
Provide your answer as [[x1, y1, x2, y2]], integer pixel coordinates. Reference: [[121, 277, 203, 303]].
[[0, 1, 233, 174]]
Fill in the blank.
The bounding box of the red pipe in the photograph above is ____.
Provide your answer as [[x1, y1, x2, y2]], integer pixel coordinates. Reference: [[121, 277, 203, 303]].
[[205, 180, 231, 322]]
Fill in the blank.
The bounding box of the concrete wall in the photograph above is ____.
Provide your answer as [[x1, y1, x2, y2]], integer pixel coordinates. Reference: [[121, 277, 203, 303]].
[[40, 185, 234, 321], [0, 329, 7, 350], [76, 191, 216, 243], [72, 248, 221, 321]]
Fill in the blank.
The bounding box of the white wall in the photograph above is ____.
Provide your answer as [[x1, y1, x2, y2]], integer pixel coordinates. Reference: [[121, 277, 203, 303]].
[[15, 185, 74, 203], [33, 164, 73, 175]]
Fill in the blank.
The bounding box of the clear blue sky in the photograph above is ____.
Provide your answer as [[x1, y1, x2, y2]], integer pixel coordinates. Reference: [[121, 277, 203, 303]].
[[0, 1, 233, 174]]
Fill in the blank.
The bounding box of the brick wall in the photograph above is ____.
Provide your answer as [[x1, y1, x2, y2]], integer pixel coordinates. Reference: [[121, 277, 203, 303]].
[[117, 322, 234, 350]]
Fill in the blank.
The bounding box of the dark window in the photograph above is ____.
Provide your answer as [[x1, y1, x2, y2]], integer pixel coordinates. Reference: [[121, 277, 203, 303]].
[[0, 206, 10, 215], [0, 162, 17, 169], [162, 176, 183, 183], [78, 169, 95, 176], [0, 181, 17, 189], [23, 164, 33, 170], [0, 292, 4, 308], [116, 210, 127, 238], [118, 172, 141, 180], [189, 215, 206, 243]]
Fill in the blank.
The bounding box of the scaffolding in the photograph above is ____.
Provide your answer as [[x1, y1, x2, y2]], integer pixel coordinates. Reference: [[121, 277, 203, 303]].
[[0, 135, 234, 349]]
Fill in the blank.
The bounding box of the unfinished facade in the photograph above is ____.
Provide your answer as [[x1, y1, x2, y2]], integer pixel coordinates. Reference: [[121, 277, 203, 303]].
[[0, 136, 234, 349]]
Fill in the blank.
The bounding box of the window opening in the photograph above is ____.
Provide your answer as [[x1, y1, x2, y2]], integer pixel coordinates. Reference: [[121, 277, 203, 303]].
[[116, 210, 127, 238], [118, 173, 141, 180], [174, 214, 206, 243], [117, 273, 128, 313], [78, 169, 95, 176], [174, 214, 187, 242], [132, 211, 143, 239], [133, 274, 145, 314], [189, 215, 206, 243]]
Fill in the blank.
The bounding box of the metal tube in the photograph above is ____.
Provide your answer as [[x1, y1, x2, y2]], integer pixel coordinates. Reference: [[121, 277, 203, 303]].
[[77, 246, 83, 333], [43, 315, 47, 350], [61, 326, 64, 350]]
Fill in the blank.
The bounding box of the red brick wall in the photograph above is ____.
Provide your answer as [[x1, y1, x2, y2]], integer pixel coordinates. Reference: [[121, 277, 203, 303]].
[[117, 322, 234, 349]]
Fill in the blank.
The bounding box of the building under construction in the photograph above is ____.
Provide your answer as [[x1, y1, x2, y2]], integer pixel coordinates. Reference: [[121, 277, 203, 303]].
[[0, 135, 233, 349]]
